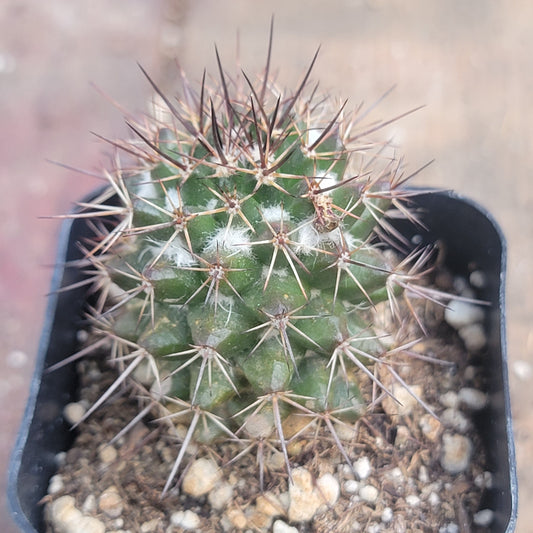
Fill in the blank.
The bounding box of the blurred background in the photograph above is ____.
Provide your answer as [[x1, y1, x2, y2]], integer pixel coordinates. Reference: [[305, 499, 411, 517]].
[[1, 1, 531, 531]]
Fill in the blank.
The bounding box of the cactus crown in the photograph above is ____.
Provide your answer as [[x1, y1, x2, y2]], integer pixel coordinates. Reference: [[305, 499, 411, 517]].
[[68, 42, 437, 494]]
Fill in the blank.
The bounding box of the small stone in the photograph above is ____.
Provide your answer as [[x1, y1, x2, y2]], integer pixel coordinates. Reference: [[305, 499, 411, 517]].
[[63, 402, 86, 425], [384, 467, 404, 486], [440, 433, 472, 474], [77, 517, 106, 533], [226, 507, 248, 529], [256, 491, 284, 518], [428, 492, 440, 506], [353, 456, 372, 480], [55, 451, 67, 467], [111, 516, 124, 528], [249, 510, 273, 529], [316, 473, 340, 506], [98, 486, 123, 518], [48, 496, 105, 533], [441, 408, 470, 433], [381, 507, 393, 523], [406, 494, 420, 507], [473, 509, 494, 526], [458, 387, 488, 410], [266, 450, 286, 471], [394, 425, 411, 447], [170, 510, 201, 530], [278, 491, 290, 511], [98, 444, 118, 464], [182, 458, 222, 497], [474, 471, 493, 489], [48, 496, 80, 529], [333, 420, 358, 441], [418, 465, 429, 483], [439, 523, 459, 533], [445, 300, 484, 328], [48, 474, 64, 494], [469, 270, 486, 288], [82, 494, 97, 513], [439, 391, 459, 409], [458, 323, 487, 352], [288, 468, 322, 522], [382, 384, 423, 416], [208, 482, 233, 510], [273, 519, 299, 533], [359, 484, 379, 503], [140, 518, 160, 532], [343, 479, 359, 494], [419, 413, 442, 441]]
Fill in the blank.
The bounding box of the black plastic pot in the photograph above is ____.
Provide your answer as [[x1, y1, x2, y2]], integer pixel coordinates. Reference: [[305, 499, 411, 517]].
[[7, 190, 518, 532]]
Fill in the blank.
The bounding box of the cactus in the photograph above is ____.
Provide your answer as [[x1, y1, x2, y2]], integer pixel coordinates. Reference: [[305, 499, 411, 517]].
[[66, 41, 440, 496]]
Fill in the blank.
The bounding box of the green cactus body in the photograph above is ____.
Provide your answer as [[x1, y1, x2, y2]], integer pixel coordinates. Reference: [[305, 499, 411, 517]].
[[76, 49, 434, 494]]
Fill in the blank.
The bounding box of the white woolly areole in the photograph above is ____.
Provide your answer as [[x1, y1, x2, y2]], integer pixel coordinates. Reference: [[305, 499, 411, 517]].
[[164, 187, 180, 211], [295, 218, 355, 255], [316, 170, 339, 190], [204, 198, 219, 211], [261, 266, 289, 280], [307, 128, 323, 147], [147, 237, 197, 267], [134, 171, 160, 199], [260, 204, 291, 224], [203, 226, 252, 257]]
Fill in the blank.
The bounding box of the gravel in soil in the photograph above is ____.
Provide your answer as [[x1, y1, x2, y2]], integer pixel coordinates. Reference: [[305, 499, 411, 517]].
[[43, 274, 495, 533]]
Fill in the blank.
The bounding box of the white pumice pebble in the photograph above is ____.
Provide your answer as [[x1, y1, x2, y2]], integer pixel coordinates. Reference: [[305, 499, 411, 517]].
[[458, 387, 488, 410], [48, 474, 64, 494], [444, 300, 485, 329], [208, 482, 233, 510], [182, 458, 222, 497], [458, 323, 487, 352], [406, 494, 421, 507], [170, 510, 201, 530], [316, 473, 340, 506], [98, 444, 118, 464], [441, 408, 470, 432], [273, 519, 299, 533], [474, 471, 494, 489], [381, 507, 393, 523], [82, 494, 97, 513], [439, 391, 459, 409], [473, 508, 495, 526], [440, 433, 473, 474], [439, 523, 459, 533], [353, 456, 372, 480], [63, 402, 86, 425], [428, 492, 440, 506], [359, 484, 379, 503], [469, 270, 487, 288], [343, 479, 359, 494], [55, 451, 67, 467], [98, 485, 123, 518], [452, 276, 469, 294]]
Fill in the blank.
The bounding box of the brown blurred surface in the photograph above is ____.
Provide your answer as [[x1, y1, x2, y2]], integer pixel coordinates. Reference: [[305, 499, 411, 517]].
[[1, 1, 531, 531]]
